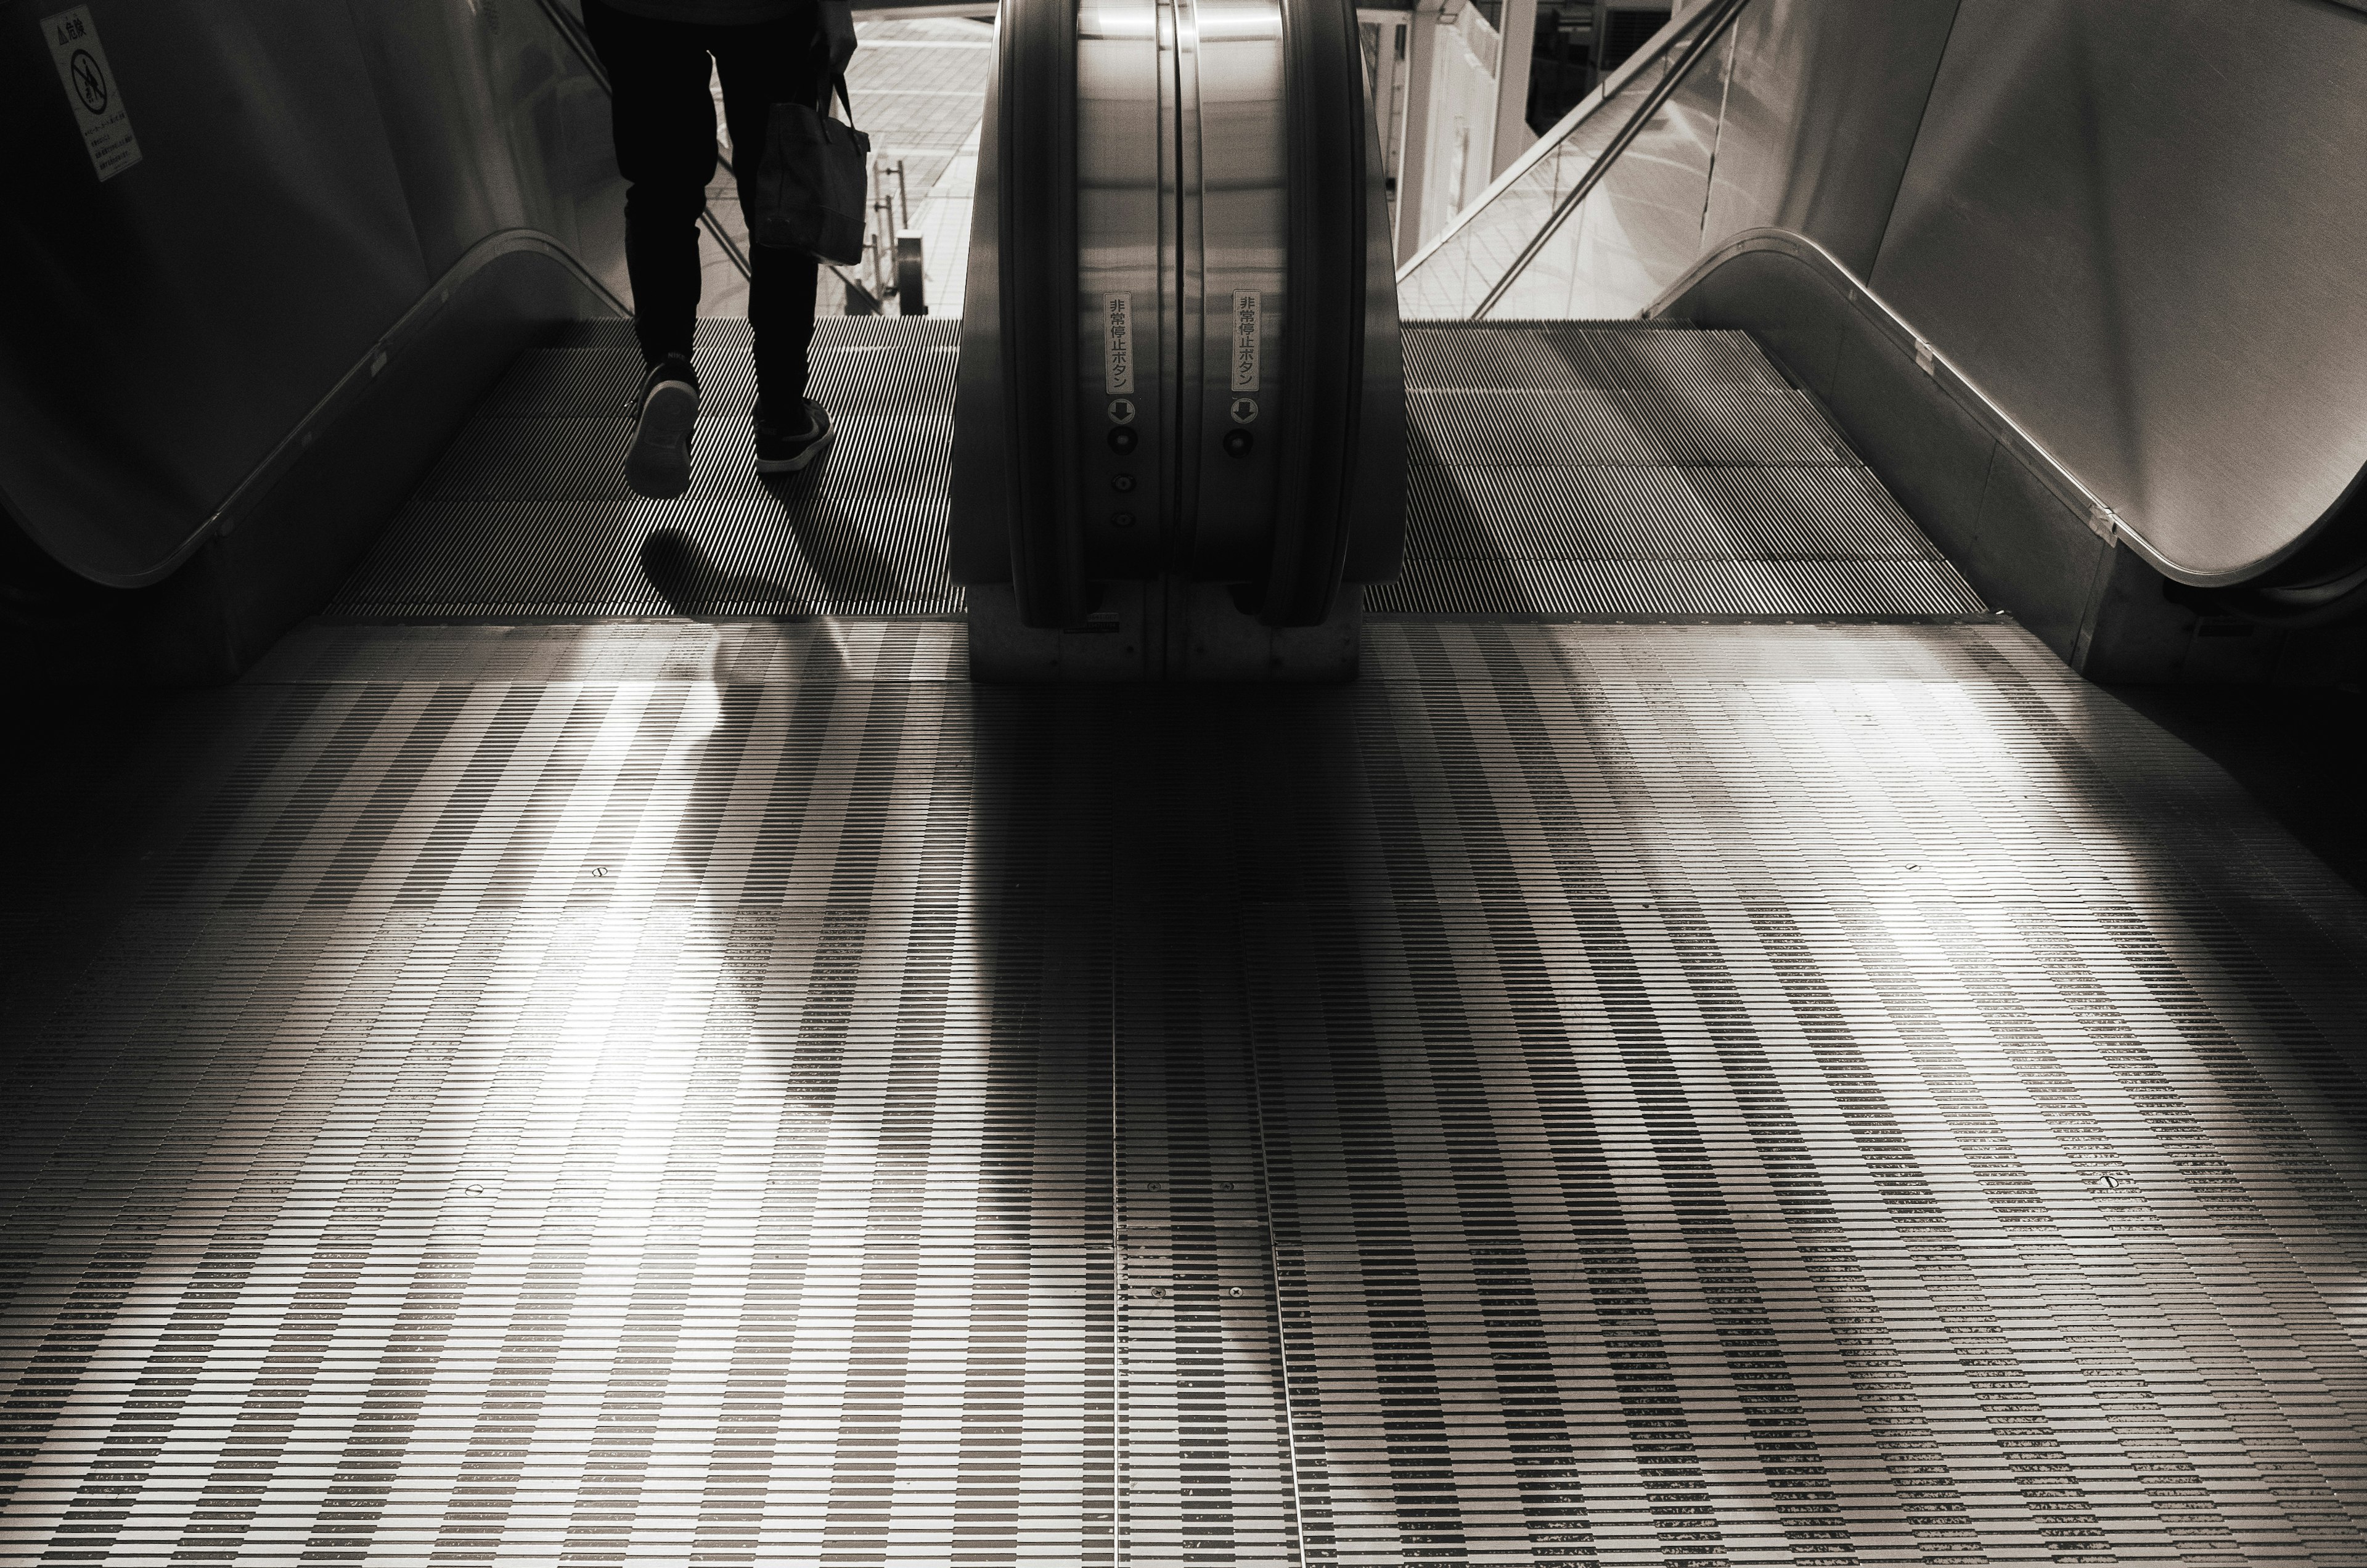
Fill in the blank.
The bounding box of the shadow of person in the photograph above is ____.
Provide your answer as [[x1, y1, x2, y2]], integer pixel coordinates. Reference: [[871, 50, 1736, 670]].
[[758, 468, 906, 605], [639, 526, 835, 618], [639, 528, 717, 614], [636, 657, 1378, 1546], [635, 483, 912, 619]]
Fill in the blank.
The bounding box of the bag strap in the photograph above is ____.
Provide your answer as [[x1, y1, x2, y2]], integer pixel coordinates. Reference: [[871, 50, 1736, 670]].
[[820, 0, 857, 75], [816, 0, 858, 125]]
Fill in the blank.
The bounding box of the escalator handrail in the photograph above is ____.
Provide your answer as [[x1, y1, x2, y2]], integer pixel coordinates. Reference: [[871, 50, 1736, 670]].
[[1261, 0, 1372, 626], [1469, 0, 1750, 318], [995, 0, 1090, 626]]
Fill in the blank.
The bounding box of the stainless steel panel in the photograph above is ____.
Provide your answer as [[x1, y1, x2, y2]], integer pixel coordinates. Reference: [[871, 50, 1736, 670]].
[[1871, 0, 2367, 582], [1699, 0, 1960, 277], [959, 0, 1396, 650], [1183, 0, 1290, 579], [1343, 49, 1407, 583], [1077, 0, 1166, 576], [1163, 0, 1206, 580]]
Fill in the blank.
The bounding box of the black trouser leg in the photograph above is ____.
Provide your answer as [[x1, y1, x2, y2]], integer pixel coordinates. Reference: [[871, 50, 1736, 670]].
[[583, 0, 719, 370], [746, 231, 821, 415], [713, 9, 827, 413]]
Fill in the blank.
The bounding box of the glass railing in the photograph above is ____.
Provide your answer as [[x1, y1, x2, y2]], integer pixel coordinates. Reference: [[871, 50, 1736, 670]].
[[1396, 0, 1746, 321]]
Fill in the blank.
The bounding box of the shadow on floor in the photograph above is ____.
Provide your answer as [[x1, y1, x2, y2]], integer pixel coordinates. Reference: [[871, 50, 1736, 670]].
[[2111, 682, 2367, 895], [636, 467, 902, 615]]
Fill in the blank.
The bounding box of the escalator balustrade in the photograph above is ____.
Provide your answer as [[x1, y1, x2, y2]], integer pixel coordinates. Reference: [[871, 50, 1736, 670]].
[[948, 0, 1405, 681]]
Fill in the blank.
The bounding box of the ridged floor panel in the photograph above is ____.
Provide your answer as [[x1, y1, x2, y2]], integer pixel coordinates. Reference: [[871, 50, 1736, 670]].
[[6, 619, 2364, 1563]]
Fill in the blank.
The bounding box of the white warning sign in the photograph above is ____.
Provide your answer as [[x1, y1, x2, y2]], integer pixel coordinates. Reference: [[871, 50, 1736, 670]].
[[1229, 292, 1262, 393], [44, 6, 141, 182], [1102, 293, 1135, 396]]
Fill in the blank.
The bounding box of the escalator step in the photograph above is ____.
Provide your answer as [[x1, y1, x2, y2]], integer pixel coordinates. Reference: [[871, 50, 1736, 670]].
[[332, 319, 961, 621], [1376, 325, 1986, 618], [1401, 465, 1950, 562], [1376, 555, 1985, 618], [1408, 386, 1847, 465], [337, 317, 1973, 623]]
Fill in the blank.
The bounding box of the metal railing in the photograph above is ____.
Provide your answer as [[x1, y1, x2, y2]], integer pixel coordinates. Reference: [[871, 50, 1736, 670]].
[[1394, 0, 1748, 320], [1470, 0, 1747, 317]]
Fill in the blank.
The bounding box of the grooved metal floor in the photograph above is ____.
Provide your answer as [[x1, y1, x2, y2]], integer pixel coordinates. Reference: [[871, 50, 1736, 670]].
[[1373, 324, 1984, 618], [9, 618, 2366, 1563], [335, 321, 1980, 623]]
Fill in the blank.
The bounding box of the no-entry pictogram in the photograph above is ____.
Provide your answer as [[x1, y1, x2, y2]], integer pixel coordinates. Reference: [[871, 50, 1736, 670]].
[[70, 48, 105, 113]]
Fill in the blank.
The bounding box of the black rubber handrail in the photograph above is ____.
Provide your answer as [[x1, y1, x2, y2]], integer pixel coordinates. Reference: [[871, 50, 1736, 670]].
[[1260, 0, 1370, 626], [1471, 0, 1750, 319], [995, 0, 1090, 626]]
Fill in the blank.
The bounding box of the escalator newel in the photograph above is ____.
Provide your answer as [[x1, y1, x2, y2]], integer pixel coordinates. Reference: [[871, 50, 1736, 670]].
[[949, 0, 1404, 682]]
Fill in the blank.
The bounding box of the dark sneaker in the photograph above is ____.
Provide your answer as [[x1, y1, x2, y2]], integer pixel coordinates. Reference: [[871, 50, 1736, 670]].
[[626, 354, 700, 499], [755, 398, 834, 475]]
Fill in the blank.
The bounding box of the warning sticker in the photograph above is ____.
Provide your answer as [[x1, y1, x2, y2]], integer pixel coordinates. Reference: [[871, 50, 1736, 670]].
[[1102, 293, 1135, 396], [43, 6, 141, 182], [1229, 292, 1261, 393]]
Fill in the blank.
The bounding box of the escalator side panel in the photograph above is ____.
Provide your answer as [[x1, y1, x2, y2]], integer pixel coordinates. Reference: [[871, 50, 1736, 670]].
[[0, 0, 623, 591], [1341, 77, 1406, 586]]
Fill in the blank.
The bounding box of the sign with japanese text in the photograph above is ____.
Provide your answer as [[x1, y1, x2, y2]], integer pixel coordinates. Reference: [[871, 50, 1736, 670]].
[[44, 6, 141, 181]]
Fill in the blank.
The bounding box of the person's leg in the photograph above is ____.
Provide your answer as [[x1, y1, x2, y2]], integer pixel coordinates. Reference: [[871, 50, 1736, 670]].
[[748, 223, 822, 417], [583, 0, 720, 372], [711, 6, 828, 420]]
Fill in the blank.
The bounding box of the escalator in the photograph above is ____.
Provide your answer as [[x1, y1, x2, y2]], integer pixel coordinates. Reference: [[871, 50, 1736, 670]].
[[329, 317, 1974, 622], [1399, 0, 2367, 669], [5, 0, 2367, 1561]]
